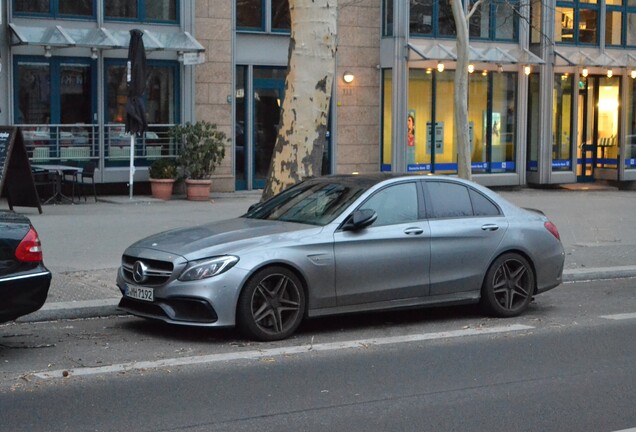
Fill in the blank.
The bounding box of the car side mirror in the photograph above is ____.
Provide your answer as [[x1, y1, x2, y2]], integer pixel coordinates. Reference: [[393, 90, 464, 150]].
[[343, 209, 377, 231]]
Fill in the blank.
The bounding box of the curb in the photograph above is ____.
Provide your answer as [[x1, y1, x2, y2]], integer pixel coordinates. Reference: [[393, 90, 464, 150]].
[[11, 266, 636, 325]]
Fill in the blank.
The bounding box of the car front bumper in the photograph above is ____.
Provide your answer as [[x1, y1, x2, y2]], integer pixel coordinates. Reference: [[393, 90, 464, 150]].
[[116, 266, 249, 327]]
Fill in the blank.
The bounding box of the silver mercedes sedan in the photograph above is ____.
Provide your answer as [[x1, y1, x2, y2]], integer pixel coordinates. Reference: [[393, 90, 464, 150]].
[[117, 174, 564, 341]]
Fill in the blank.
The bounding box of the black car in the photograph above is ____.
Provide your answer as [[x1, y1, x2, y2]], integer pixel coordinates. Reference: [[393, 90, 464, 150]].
[[0, 211, 51, 323]]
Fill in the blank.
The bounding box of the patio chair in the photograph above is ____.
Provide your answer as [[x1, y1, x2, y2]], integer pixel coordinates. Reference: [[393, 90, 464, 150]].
[[64, 162, 97, 202]]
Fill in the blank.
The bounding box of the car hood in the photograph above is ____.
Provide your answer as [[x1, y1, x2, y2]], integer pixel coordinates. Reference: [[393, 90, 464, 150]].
[[126, 217, 317, 259]]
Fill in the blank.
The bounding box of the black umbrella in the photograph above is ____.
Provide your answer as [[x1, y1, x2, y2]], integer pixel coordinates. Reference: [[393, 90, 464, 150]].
[[124, 29, 148, 198]]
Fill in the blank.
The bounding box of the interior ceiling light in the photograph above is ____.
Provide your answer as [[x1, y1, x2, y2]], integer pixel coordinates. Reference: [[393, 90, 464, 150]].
[[582, 67, 589, 77], [524, 65, 531, 75], [631, 70, 636, 79], [607, 69, 613, 78], [437, 62, 444, 73], [468, 64, 475, 74]]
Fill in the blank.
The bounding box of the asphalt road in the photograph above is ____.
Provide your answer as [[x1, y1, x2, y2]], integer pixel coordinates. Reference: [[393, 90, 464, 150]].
[[1, 278, 636, 432]]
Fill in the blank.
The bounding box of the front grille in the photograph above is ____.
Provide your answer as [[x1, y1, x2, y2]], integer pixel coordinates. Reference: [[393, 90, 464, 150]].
[[122, 255, 174, 286], [119, 297, 218, 324]]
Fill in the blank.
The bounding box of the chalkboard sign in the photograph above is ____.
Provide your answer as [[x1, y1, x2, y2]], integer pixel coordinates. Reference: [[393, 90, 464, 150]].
[[0, 127, 42, 214]]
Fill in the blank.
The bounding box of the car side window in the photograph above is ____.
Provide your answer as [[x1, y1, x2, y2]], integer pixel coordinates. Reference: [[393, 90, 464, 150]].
[[469, 189, 501, 216], [360, 182, 418, 226], [426, 181, 473, 218]]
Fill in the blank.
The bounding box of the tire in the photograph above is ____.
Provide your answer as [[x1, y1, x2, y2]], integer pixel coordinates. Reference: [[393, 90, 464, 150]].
[[481, 253, 535, 318], [237, 266, 306, 341]]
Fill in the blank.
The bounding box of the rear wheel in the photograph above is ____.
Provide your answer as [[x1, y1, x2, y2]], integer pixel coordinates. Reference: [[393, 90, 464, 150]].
[[481, 253, 535, 317], [237, 266, 306, 341]]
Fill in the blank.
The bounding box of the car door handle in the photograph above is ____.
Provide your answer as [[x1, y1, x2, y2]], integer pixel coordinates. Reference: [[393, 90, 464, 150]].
[[481, 224, 499, 231], [404, 227, 424, 235]]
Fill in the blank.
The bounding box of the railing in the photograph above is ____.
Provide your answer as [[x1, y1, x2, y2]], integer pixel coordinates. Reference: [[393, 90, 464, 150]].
[[18, 123, 177, 168]]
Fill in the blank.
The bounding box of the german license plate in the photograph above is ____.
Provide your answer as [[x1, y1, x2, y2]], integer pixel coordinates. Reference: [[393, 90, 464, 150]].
[[126, 284, 154, 302]]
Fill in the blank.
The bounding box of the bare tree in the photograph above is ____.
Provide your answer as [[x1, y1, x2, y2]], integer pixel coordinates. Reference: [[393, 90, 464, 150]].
[[261, 0, 337, 201]]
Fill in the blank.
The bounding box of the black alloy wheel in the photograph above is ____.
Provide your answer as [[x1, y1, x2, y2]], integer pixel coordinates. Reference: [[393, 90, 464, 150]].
[[237, 266, 306, 341], [481, 253, 535, 317]]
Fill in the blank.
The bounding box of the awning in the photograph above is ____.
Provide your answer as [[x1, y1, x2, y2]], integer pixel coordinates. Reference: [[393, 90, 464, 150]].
[[408, 43, 544, 65], [554, 49, 618, 67], [9, 23, 205, 53]]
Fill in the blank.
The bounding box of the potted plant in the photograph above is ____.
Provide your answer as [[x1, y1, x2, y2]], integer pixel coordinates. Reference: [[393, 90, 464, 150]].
[[148, 158, 177, 200], [170, 121, 228, 201]]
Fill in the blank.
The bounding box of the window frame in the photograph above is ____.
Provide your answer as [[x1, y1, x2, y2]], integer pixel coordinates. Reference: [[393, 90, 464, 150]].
[[237, 0, 291, 34], [555, 0, 600, 45], [12, 0, 96, 19], [104, 0, 179, 24]]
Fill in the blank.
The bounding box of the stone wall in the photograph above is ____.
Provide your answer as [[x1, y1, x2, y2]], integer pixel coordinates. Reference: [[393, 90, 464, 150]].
[[335, 0, 381, 174], [195, 0, 234, 192]]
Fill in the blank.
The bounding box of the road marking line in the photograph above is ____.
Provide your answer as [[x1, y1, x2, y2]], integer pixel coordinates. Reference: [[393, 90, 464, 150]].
[[600, 313, 636, 321], [33, 324, 533, 380]]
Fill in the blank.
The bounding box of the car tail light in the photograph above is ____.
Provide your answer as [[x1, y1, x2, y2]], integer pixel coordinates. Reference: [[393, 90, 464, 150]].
[[15, 226, 44, 262], [544, 221, 561, 240]]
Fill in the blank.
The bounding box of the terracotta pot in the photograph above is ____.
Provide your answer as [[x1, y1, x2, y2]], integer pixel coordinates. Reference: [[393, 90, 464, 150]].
[[185, 179, 212, 201], [149, 178, 175, 200]]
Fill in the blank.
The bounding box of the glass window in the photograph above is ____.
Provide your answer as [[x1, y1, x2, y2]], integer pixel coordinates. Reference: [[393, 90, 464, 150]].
[[272, 0, 290, 30], [494, 0, 517, 40], [578, 9, 597, 43], [146, 1, 176, 21], [606, 11, 623, 45], [410, 0, 433, 35], [382, 69, 393, 171], [527, 74, 540, 171], [408, 69, 433, 170], [237, 0, 265, 30], [434, 70, 457, 174], [384, 0, 394, 36], [59, 0, 93, 16], [106, 63, 177, 124], [17, 63, 51, 124], [361, 183, 419, 226], [60, 65, 92, 124], [105, 0, 138, 19], [427, 181, 473, 218], [553, 74, 573, 170], [627, 79, 636, 165], [555, 1, 598, 44], [470, 189, 500, 216], [469, 0, 491, 39], [14, 0, 49, 14], [438, 0, 456, 36], [555, 7, 575, 42], [236, 66, 247, 186], [104, 0, 176, 21], [491, 73, 516, 172], [530, 0, 542, 44], [628, 13, 636, 45], [468, 73, 489, 172]]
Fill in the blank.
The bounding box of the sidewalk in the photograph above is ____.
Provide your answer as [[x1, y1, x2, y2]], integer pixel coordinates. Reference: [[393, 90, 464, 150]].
[[6, 185, 636, 323]]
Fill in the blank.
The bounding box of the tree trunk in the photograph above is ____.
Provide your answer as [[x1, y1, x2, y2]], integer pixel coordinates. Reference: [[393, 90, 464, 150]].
[[451, 0, 472, 180], [261, 0, 338, 201]]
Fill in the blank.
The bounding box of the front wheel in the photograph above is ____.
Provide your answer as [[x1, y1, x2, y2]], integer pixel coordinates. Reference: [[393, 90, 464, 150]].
[[481, 253, 535, 317], [237, 266, 306, 341]]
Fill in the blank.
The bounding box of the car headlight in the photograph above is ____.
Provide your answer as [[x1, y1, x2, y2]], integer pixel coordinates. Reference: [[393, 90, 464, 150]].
[[178, 256, 239, 281]]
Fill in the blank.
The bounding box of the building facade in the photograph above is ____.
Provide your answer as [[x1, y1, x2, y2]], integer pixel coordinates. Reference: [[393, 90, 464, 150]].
[[2, 1, 636, 192]]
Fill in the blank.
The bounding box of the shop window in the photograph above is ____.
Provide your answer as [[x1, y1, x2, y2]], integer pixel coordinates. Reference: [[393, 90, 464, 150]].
[[106, 61, 178, 125], [527, 73, 540, 171], [555, 0, 598, 45], [104, 0, 177, 22], [237, 0, 290, 32], [14, 0, 94, 17], [626, 78, 636, 167], [553, 74, 573, 171]]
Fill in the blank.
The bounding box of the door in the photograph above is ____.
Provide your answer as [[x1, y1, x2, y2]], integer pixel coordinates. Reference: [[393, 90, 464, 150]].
[[253, 77, 285, 189], [424, 180, 508, 296], [577, 76, 620, 182], [333, 182, 430, 306]]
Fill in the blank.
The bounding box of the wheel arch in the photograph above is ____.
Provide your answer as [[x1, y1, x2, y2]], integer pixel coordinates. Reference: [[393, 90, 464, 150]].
[[483, 249, 538, 295]]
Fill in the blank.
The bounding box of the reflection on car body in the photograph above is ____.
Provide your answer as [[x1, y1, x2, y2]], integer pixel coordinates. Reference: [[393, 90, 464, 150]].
[[117, 174, 564, 341]]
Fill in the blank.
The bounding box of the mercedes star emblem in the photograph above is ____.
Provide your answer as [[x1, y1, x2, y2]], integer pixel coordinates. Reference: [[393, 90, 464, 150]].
[[132, 261, 149, 283]]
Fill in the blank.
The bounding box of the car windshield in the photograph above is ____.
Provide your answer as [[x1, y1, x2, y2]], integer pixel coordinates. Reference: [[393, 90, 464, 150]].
[[244, 178, 369, 226]]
